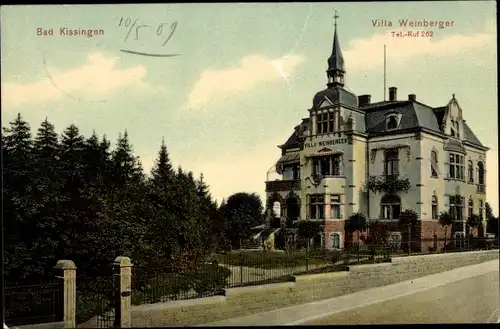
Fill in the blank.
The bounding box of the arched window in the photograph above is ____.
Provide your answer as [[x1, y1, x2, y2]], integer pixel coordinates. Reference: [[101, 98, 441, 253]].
[[477, 161, 485, 185], [386, 115, 398, 130], [286, 197, 300, 225], [380, 195, 401, 220], [454, 120, 460, 138], [467, 160, 474, 183], [431, 151, 438, 177], [468, 197, 474, 219], [432, 195, 438, 219]]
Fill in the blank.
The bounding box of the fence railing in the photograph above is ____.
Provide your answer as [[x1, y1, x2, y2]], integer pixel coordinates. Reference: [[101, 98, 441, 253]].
[[130, 245, 393, 306], [4, 280, 62, 327]]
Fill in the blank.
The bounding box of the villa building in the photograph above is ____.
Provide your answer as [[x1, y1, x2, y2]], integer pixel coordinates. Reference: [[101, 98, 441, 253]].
[[264, 17, 489, 251]]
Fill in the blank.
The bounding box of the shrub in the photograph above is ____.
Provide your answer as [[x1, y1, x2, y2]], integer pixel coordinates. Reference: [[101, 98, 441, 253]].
[[192, 264, 231, 295]]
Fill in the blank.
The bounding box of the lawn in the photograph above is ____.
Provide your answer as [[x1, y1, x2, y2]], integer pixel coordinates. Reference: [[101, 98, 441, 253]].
[[211, 249, 347, 269]]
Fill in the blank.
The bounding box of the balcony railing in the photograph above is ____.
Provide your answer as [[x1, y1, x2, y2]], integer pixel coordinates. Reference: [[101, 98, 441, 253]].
[[366, 173, 411, 194], [477, 184, 486, 194], [266, 179, 301, 192]]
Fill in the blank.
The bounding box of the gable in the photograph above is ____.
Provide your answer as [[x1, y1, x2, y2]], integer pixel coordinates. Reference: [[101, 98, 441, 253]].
[[319, 97, 333, 108]]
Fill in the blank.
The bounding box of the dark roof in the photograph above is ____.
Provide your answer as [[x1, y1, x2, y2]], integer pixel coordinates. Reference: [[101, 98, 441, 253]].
[[280, 118, 310, 150], [364, 101, 441, 134], [328, 25, 345, 72], [462, 121, 485, 147], [280, 99, 485, 150], [433, 106, 446, 126], [313, 86, 358, 109]]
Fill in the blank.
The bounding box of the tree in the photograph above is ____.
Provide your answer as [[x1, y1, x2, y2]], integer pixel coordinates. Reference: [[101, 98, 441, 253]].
[[3, 114, 35, 280], [346, 213, 368, 245], [466, 214, 482, 236], [365, 221, 390, 245], [297, 220, 321, 241], [151, 138, 174, 190], [485, 202, 499, 235], [112, 130, 144, 187], [399, 209, 419, 251], [438, 211, 453, 251], [221, 192, 265, 248]]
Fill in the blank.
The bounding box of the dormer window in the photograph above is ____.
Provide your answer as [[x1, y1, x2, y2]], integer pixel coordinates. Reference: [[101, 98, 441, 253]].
[[386, 114, 401, 131]]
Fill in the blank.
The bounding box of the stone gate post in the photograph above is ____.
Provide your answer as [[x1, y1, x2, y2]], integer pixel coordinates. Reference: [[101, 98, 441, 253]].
[[113, 256, 133, 328], [54, 260, 77, 329]]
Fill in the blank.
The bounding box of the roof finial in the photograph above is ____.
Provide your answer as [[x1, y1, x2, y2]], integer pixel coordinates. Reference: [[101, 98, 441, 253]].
[[334, 10, 339, 28], [452, 93, 455, 99]]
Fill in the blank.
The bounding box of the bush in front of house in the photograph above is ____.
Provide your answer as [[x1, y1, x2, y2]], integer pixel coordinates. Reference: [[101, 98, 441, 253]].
[[192, 263, 232, 295]]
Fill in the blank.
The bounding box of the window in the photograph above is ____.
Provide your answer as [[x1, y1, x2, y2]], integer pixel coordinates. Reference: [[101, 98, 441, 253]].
[[384, 149, 399, 179], [479, 200, 484, 220], [314, 232, 325, 248], [312, 155, 342, 176], [316, 111, 336, 134], [450, 120, 456, 137], [330, 195, 341, 219], [386, 115, 398, 130], [432, 195, 438, 219], [477, 161, 485, 185], [468, 198, 474, 219], [449, 195, 463, 221], [309, 194, 325, 219], [380, 195, 401, 220], [467, 160, 474, 183], [286, 197, 300, 222], [431, 151, 438, 177], [455, 120, 460, 138], [330, 233, 340, 249], [293, 164, 300, 180], [448, 153, 465, 180]]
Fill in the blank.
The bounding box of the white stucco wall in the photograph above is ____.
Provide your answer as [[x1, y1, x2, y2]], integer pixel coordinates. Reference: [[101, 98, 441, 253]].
[[366, 133, 421, 219]]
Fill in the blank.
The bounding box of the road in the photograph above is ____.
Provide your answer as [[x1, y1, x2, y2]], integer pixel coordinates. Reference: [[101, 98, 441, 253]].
[[306, 271, 500, 324]]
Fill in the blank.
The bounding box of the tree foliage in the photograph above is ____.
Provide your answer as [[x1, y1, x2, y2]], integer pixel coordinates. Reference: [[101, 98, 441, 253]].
[[220, 192, 266, 248], [485, 202, 499, 235], [2, 115, 225, 283], [346, 212, 368, 232], [398, 209, 419, 228]]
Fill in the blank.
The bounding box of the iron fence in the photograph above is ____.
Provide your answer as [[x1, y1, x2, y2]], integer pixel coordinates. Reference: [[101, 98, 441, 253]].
[[4, 280, 62, 327], [76, 274, 116, 328], [131, 246, 392, 306]]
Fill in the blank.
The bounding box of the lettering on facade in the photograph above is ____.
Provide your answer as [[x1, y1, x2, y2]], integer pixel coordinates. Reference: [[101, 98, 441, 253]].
[[304, 138, 348, 148]]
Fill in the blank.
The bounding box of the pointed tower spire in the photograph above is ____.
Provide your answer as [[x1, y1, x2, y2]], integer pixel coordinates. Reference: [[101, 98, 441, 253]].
[[327, 10, 345, 88]]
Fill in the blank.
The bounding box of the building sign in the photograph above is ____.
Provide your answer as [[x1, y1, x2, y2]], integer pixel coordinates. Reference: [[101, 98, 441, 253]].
[[304, 138, 348, 148]]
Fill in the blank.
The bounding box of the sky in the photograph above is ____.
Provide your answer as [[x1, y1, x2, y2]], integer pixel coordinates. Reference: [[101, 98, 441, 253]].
[[1, 2, 498, 215]]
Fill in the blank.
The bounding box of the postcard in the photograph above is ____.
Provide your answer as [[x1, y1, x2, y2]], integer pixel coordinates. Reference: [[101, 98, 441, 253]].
[[1, 2, 498, 327]]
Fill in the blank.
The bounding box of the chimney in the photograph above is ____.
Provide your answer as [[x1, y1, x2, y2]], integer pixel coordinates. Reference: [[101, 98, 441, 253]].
[[358, 94, 371, 106], [389, 87, 397, 101], [408, 94, 416, 101]]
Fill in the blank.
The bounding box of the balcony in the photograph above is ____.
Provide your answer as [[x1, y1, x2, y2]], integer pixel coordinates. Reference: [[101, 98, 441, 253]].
[[477, 184, 486, 194], [266, 179, 301, 192], [366, 174, 411, 194]]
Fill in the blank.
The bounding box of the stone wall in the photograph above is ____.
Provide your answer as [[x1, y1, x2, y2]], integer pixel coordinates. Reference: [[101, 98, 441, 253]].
[[9, 321, 64, 329], [127, 249, 498, 327]]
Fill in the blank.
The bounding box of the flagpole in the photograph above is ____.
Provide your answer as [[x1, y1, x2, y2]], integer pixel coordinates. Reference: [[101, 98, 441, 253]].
[[384, 44, 387, 101]]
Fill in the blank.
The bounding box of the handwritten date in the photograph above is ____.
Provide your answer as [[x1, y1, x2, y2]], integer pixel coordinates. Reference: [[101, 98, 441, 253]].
[[118, 17, 178, 46]]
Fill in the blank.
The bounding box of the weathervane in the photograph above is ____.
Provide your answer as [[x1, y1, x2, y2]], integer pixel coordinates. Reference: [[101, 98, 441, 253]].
[[334, 10, 339, 27]]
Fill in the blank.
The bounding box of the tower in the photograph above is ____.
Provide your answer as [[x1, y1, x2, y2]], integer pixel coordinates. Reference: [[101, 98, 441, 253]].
[[326, 11, 345, 88]]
